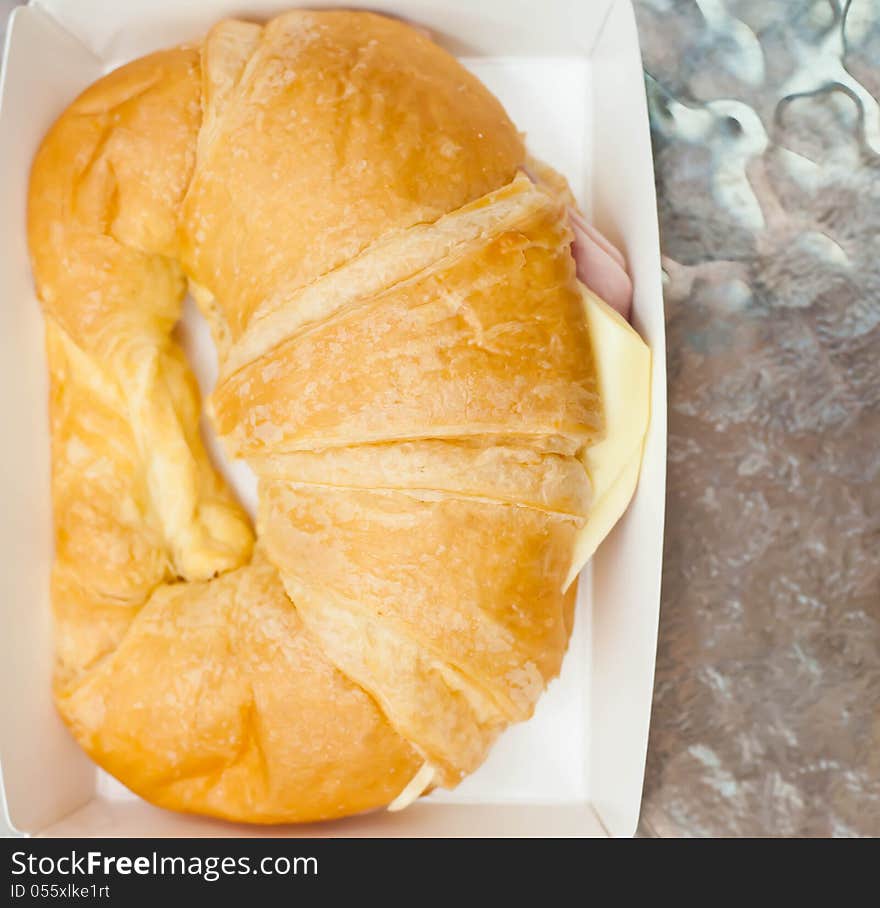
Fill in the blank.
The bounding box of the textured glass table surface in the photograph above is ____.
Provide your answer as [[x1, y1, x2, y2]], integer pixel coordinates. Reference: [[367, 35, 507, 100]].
[[635, 0, 879, 837], [1, 1, 878, 837]]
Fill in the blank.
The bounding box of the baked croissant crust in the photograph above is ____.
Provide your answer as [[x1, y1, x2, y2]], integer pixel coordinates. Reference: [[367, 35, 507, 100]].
[[27, 9, 649, 823]]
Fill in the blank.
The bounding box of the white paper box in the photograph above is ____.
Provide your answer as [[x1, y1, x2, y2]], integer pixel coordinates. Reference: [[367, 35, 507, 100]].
[[0, 0, 666, 838]]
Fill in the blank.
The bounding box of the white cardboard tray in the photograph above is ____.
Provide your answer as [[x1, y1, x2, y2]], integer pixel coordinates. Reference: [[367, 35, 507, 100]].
[[0, 0, 666, 838]]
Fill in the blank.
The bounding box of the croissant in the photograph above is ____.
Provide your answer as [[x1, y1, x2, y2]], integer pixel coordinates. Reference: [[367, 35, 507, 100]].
[[27, 9, 650, 823]]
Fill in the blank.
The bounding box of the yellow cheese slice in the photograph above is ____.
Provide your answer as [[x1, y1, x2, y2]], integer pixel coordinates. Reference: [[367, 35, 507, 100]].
[[386, 762, 436, 812], [567, 286, 652, 588]]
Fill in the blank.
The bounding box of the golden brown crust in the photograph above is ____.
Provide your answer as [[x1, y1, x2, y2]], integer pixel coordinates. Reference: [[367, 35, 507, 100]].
[[181, 10, 525, 340], [27, 11, 610, 823], [211, 181, 600, 455], [61, 551, 422, 824]]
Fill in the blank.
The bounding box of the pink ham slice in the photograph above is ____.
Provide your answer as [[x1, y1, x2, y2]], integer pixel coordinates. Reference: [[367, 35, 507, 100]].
[[568, 207, 633, 321]]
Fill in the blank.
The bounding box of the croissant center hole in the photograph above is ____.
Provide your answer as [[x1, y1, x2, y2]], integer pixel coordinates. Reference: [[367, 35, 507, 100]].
[[172, 293, 259, 522]]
